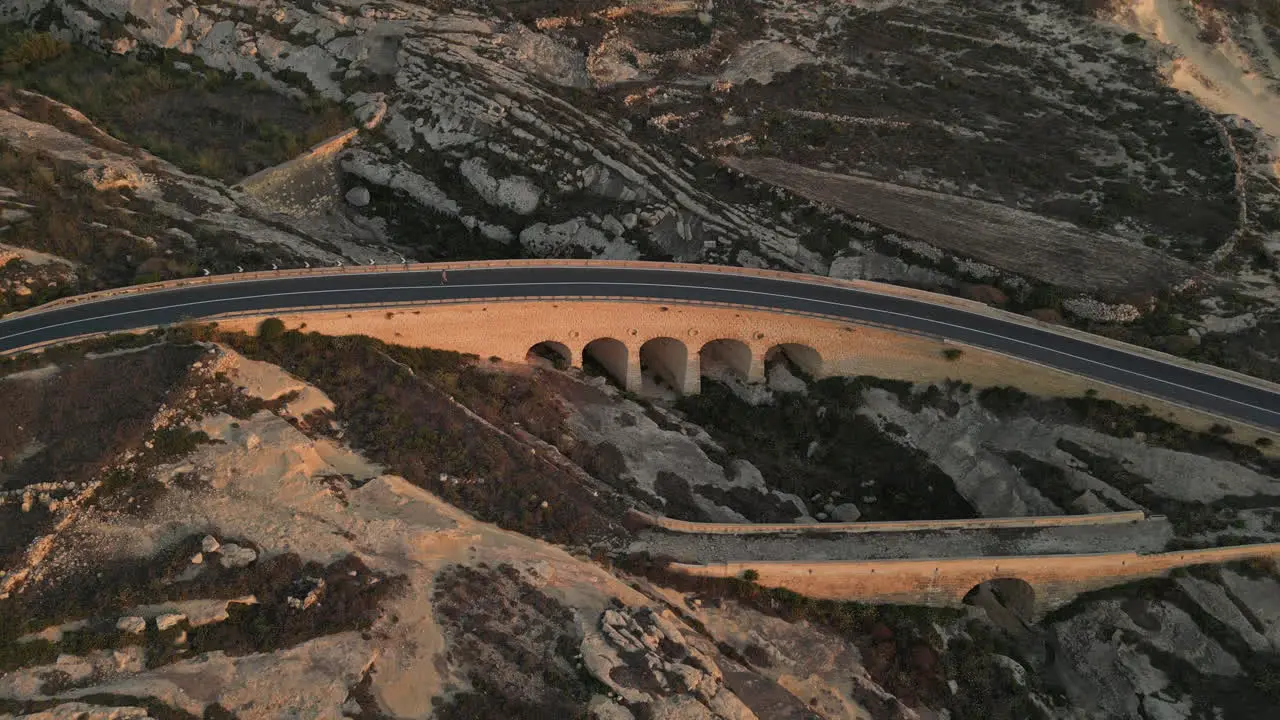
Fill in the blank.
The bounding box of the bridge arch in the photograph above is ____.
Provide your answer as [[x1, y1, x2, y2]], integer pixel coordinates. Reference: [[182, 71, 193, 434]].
[[766, 343, 822, 378], [526, 341, 572, 369], [583, 337, 629, 388], [699, 338, 754, 381], [963, 577, 1036, 623], [640, 337, 690, 394]]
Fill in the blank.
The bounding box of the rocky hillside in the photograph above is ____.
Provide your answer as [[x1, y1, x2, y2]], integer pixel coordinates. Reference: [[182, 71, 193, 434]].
[[5, 0, 1280, 379], [0, 329, 1278, 718]]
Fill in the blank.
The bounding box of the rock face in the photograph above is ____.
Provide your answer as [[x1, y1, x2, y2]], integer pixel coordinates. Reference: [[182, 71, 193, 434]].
[[718, 41, 816, 86], [582, 605, 756, 719], [1, 0, 837, 276], [504, 25, 590, 89]]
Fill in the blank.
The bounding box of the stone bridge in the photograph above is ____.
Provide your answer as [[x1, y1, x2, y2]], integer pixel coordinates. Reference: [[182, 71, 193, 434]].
[[669, 544, 1280, 619], [216, 299, 924, 395]]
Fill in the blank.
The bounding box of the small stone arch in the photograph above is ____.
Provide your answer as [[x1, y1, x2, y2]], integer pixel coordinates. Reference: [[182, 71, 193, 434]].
[[765, 343, 822, 378], [583, 337, 628, 387], [640, 336, 689, 393], [963, 578, 1036, 623], [526, 341, 571, 370], [699, 338, 752, 380]]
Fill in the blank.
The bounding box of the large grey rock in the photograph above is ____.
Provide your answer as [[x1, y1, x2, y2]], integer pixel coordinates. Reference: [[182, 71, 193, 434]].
[[718, 41, 816, 86], [460, 157, 541, 215], [345, 186, 371, 208], [504, 26, 590, 89], [219, 543, 258, 569], [582, 605, 748, 713], [520, 219, 640, 260], [830, 503, 861, 522], [648, 211, 704, 262]]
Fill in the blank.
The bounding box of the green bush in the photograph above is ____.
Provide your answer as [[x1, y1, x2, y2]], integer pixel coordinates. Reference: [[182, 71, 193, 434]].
[[257, 317, 286, 341], [942, 347, 964, 361], [741, 569, 760, 582]]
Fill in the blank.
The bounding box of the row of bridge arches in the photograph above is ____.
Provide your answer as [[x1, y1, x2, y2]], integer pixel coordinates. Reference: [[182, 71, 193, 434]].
[[526, 337, 823, 395]]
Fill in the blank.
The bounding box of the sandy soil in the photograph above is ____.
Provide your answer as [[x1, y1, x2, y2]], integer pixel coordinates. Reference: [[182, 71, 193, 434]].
[[1125, 0, 1280, 141], [12, 345, 652, 717]]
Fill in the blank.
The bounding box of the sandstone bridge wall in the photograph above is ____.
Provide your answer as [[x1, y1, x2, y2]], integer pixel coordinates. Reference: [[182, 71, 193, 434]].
[[670, 543, 1280, 618]]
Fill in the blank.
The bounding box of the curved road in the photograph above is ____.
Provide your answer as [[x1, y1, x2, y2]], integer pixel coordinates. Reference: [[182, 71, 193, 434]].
[[2, 265, 1279, 430]]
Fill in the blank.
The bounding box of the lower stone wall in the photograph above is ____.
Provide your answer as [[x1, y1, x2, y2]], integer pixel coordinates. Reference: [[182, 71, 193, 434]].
[[627, 509, 1149, 534], [671, 543, 1280, 615]]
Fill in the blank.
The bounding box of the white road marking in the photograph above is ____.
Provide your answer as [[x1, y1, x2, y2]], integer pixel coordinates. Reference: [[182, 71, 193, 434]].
[[3, 279, 1278, 419]]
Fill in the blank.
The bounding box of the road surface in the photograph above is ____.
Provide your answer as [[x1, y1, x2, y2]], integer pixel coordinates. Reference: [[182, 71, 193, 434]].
[[2, 265, 1278, 430]]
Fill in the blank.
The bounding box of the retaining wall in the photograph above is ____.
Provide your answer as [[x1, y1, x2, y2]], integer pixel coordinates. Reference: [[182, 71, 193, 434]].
[[627, 509, 1150, 534], [671, 543, 1280, 617]]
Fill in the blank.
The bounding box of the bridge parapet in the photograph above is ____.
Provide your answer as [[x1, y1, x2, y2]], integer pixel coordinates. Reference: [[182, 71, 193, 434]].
[[670, 543, 1280, 619]]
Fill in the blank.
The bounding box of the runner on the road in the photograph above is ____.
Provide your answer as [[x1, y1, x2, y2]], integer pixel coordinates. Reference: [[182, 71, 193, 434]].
[[441, 268, 448, 284]]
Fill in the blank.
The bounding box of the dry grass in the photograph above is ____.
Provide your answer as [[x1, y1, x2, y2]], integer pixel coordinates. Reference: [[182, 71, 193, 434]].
[[725, 156, 1197, 295]]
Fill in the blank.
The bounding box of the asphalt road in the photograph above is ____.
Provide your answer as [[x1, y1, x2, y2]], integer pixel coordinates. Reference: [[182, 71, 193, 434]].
[[2, 265, 1279, 430]]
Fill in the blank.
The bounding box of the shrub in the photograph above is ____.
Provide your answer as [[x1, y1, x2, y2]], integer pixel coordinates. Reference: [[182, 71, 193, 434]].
[[942, 347, 964, 361], [1, 32, 69, 68], [257, 317, 286, 341], [741, 569, 760, 582], [976, 386, 1031, 415]]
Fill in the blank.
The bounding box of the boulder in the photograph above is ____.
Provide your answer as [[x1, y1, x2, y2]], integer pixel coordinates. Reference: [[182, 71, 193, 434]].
[[116, 616, 147, 634], [219, 543, 258, 569], [505, 27, 590, 89], [719, 41, 816, 86], [345, 186, 371, 208], [459, 157, 541, 215], [831, 503, 861, 522], [156, 613, 187, 631]]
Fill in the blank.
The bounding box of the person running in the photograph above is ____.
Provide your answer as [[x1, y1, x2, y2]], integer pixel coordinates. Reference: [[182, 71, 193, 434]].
[[441, 268, 448, 284]]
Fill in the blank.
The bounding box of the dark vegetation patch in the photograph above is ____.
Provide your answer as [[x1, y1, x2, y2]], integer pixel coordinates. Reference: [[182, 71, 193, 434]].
[[653, 470, 712, 521], [1001, 450, 1096, 514], [0, 28, 349, 182], [187, 554, 402, 656], [675, 377, 975, 521], [622, 554, 1050, 717], [1186, 319, 1280, 384], [0, 133, 187, 308], [200, 326, 629, 545], [0, 341, 200, 569], [352, 170, 522, 263], [976, 387, 1280, 476], [430, 563, 605, 719], [701, 1, 1240, 257], [694, 484, 805, 523], [0, 533, 400, 672]]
